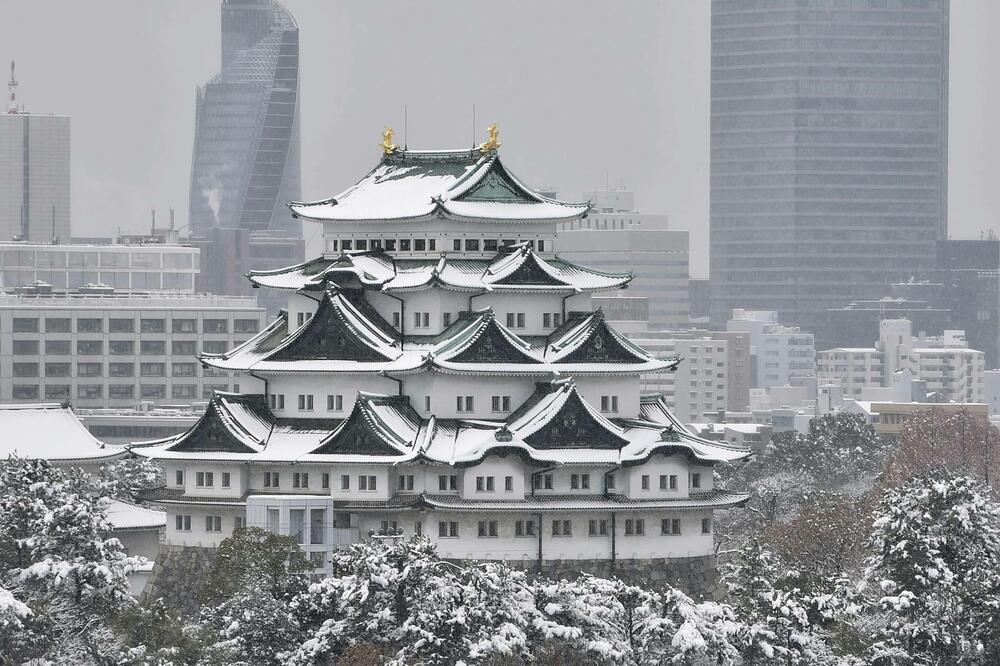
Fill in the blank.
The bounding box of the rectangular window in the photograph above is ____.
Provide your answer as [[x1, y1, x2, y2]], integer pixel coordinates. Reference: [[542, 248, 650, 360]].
[[172, 319, 196, 333], [486, 476, 495, 491], [109, 318, 134, 333], [428, 239, 436, 251], [485, 239, 498, 252], [414, 239, 426, 251], [141, 384, 165, 399], [606, 474, 616, 490], [140, 362, 165, 377], [506, 313, 515, 327], [465, 239, 480, 251], [321, 473, 330, 489], [175, 515, 191, 532], [589, 519, 608, 536], [453, 239, 462, 251], [581, 474, 590, 490], [477, 520, 498, 538], [397, 475, 414, 491], [543, 313, 551, 328], [292, 472, 309, 488], [327, 394, 343, 411], [221, 472, 231, 488], [108, 340, 133, 355], [109, 385, 134, 400], [669, 475, 678, 490], [341, 475, 350, 490], [641, 475, 650, 490], [45, 317, 71, 333], [359, 475, 367, 491], [12, 318, 38, 333], [264, 472, 279, 488], [77, 318, 102, 333], [310, 509, 327, 545], [476, 476, 485, 492], [234, 517, 244, 530], [202, 341, 227, 354], [77, 385, 103, 400], [42, 339, 68, 355], [203, 319, 227, 334], [701, 518, 712, 534], [551, 519, 572, 536], [172, 362, 197, 377], [140, 319, 165, 333], [392, 312, 401, 329], [172, 341, 197, 356], [140, 340, 165, 355], [77, 340, 103, 355], [505, 476, 513, 492], [175, 470, 184, 486], [691, 473, 702, 489], [661, 518, 682, 535], [442, 312, 452, 327], [516, 313, 525, 328], [109, 362, 134, 377], [298, 394, 314, 411], [234, 319, 259, 334], [12, 363, 38, 377], [571, 474, 579, 490]]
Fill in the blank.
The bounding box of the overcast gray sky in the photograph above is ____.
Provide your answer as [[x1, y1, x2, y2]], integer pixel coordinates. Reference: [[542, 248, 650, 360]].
[[2, 1, 997, 277]]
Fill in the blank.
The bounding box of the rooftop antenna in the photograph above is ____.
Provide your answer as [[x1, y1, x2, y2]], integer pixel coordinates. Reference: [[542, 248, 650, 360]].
[[151, 208, 156, 235], [7, 61, 18, 115]]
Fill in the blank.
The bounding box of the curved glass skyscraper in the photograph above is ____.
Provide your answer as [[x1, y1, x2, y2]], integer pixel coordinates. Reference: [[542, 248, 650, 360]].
[[709, 0, 949, 339], [189, 0, 302, 313]]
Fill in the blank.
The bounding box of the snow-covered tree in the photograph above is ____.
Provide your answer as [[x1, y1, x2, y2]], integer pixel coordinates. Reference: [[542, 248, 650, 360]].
[[863, 471, 1000, 664], [884, 409, 1000, 492], [723, 539, 835, 664], [97, 455, 164, 502]]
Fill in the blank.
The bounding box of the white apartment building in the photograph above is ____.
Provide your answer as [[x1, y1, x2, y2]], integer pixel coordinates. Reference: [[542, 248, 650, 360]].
[[0, 241, 200, 293], [628, 334, 729, 424], [726, 310, 815, 389], [818, 319, 985, 403], [0, 293, 265, 407]]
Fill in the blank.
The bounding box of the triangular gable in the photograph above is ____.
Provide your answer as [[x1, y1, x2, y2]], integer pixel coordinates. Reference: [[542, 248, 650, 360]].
[[453, 161, 538, 204], [268, 289, 396, 362], [310, 395, 415, 456], [490, 251, 569, 287], [518, 384, 629, 450], [444, 313, 541, 365], [551, 312, 650, 364], [166, 397, 263, 454]]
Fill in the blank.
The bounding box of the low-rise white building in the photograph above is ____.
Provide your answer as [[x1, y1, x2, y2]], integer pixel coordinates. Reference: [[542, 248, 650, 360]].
[[818, 319, 985, 403], [726, 310, 815, 389], [627, 334, 729, 425]]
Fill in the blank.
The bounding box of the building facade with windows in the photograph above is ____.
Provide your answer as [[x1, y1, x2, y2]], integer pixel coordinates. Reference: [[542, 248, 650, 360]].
[[726, 310, 815, 389], [0, 241, 200, 293], [0, 293, 265, 408], [710, 0, 950, 331], [139, 143, 749, 590], [188, 0, 303, 314]]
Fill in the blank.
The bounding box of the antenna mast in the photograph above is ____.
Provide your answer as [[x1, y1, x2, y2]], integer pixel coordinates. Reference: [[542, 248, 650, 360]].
[[7, 61, 18, 114]]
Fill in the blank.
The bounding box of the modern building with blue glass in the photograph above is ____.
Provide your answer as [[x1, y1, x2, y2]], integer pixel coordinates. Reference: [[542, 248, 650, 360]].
[[709, 0, 950, 334], [188, 0, 302, 313]]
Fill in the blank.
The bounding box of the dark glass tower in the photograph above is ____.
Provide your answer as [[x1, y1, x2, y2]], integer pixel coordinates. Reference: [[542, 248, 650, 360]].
[[709, 0, 949, 335], [189, 0, 302, 313]]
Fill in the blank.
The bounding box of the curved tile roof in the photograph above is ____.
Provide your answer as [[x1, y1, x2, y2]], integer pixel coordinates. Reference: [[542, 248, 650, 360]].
[[288, 150, 590, 224]]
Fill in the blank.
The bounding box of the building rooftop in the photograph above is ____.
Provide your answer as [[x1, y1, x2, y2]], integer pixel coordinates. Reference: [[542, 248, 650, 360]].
[[289, 149, 590, 224], [0, 403, 125, 463], [0, 293, 260, 309]]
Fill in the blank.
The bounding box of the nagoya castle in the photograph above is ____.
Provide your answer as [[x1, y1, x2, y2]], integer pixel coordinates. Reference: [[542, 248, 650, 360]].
[[140, 125, 749, 598]]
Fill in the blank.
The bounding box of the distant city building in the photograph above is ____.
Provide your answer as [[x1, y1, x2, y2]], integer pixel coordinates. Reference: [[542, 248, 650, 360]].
[[76, 407, 201, 446], [0, 292, 265, 408], [726, 310, 815, 389], [188, 0, 302, 313], [628, 333, 729, 424], [591, 295, 649, 333], [985, 369, 1000, 416], [710, 0, 951, 332], [689, 278, 710, 322], [818, 319, 985, 403], [557, 190, 688, 329], [0, 240, 200, 293], [0, 64, 71, 242], [845, 400, 988, 439]]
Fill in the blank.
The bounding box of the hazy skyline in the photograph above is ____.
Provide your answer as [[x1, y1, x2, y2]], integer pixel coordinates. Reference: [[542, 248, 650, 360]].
[[2, 0, 998, 277]]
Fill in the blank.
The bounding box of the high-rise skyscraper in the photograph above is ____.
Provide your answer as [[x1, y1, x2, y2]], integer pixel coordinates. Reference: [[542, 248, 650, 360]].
[[188, 0, 302, 313], [709, 0, 949, 332], [0, 62, 71, 243]]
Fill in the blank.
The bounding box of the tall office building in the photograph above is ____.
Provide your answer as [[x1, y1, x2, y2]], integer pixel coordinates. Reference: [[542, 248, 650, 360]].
[[188, 0, 302, 313], [0, 63, 71, 243], [710, 1, 950, 332]]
